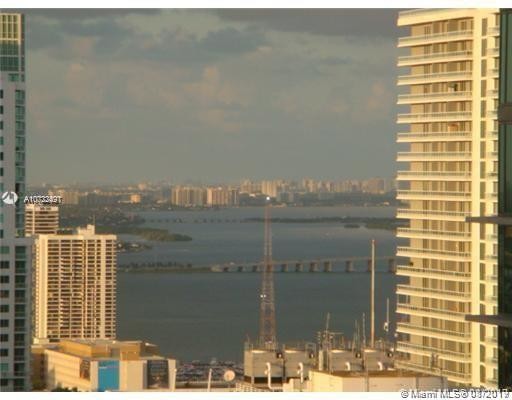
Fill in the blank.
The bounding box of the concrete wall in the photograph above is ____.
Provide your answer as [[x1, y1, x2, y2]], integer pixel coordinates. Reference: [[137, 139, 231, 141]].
[[45, 350, 92, 391]]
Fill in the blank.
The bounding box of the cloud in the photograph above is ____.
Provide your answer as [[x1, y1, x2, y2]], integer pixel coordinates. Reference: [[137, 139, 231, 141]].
[[22, 9, 160, 19], [214, 9, 402, 38]]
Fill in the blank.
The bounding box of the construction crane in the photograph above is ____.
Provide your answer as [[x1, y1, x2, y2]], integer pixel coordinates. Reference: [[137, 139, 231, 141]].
[[258, 198, 277, 350]]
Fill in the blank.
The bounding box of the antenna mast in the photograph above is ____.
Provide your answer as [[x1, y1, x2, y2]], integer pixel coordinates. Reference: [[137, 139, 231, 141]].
[[259, 199, 277, 350]]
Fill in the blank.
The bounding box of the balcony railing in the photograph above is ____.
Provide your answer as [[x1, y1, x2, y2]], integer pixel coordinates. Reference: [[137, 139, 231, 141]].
[[397, 111, 472, 122], [396, 227, 471, 240], [486, 110, 498, 118], [484, 295, 497, 303], [397, 246, 471, 261], [397, 131, 471, 142], [394, 360, 471, 382], [397, 341, 471, 360], [397, 91, 471, 104], [396, 171, 472, 180], [487, 26, 500, 36], [398, 30, 473, 47], [397, 208, 470, 219], [487, 48, 499, 56], [486, 89, 499, 97], [397, 322, 471, 339], [396, 265, 471, 280], [398, 51, 472, 66], [397, 190, 471, 200], [397, 151, 472, 161], [396, 284, 471, 299], [396, 303, 468, 320], [398, 71, 472, 85]]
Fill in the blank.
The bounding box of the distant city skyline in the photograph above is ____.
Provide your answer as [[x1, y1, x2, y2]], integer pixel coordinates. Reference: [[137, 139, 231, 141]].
[[22, 9, 402, 184]]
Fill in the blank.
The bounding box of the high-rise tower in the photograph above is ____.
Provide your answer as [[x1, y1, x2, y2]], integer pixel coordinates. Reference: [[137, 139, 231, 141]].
[[0, 13, 32, 391], [395, 9, 500, 388], [258, 200, 277, 350]]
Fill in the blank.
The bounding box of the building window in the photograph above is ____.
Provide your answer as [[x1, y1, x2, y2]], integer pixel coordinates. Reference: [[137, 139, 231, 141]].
[[0, 320, 8, 328], [0, 335, 8, 342], [0, 276, 8, 283]]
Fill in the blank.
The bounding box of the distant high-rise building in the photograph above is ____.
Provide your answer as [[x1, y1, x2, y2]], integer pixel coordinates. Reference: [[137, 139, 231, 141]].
[[171, 186, 206, 207], [206, 187, 239, 207], [261, 180, 282, 198], [25, 204, 59, 236], [0, 12, 32, 391], [395, 9, 500, 388], [33, 225, 117, 343], [52, 189, 80, 205]]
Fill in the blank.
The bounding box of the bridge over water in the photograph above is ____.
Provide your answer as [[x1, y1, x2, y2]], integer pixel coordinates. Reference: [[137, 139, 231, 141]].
[[208, 255, 397, 273]]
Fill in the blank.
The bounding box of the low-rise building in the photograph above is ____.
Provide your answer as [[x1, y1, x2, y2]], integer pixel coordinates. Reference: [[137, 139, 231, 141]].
[[32, 339, 177, 392], [284, 369, 447, 392]]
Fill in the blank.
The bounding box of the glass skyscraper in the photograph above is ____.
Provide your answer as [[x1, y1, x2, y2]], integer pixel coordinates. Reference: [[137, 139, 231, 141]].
[[0, 13, 32, 391]]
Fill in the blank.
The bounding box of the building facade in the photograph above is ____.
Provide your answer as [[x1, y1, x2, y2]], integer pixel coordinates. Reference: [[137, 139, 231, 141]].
[[395, 9, 500, 387], [32, 339, 177, 392], [0, 13, 32, 391], [25, 204, 59, 236], [33, 225, 117, 343]]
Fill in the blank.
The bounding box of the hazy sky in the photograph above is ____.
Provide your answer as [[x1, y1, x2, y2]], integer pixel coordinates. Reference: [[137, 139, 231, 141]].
[[23, 9, 403, 184]]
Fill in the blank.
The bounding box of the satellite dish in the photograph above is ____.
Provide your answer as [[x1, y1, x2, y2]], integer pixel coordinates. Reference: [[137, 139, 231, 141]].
[[223, 370, 236, 382]]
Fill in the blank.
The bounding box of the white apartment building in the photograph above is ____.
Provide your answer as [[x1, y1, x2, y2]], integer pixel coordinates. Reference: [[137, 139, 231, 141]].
[[0, 13, 32, 391], [33, 225, 117, 343], [25, 204, 59, 236], [395, 9, 500, 388]]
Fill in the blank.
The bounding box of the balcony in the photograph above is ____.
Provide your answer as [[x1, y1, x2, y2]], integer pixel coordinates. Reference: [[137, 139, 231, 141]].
[[396, 341, 471, 361], [397, 246, 471, 262], [484, 336, 497, 345], [397, 322, 471, 341], [396, 265, 471, 281], [486, 274, 498, 281], [485, 357, 498, 365], [487, 151, 498, 158], [398, 30, 473, 47], [396, 170, 472, 181], [486, 130, 498, 139], [397, 131, 471, 142], [486, 254, 498, 262], [487, 48, 499, 57], [394, 360, 471, 383], [487, 68, 499, 78], [486, 89, 498, 98], [398, 51, 472, 67], [486, 109, 498, 119], [397, 111, 472, 124], [396, 284, 471, 300], [484, 295, 497, 303], [397, 151, 472, 162], [396, 227, 471, 241], [397, 91, 472, 105], [487, 26, 500, 36], [398, 71, 472, 85], [397, 190, 471, 201], [396, 303, 468, 321], [397, 208, 470, 222]]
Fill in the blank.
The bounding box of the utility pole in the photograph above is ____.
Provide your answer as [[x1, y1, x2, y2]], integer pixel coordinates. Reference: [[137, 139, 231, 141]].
[[259, 198, 277, 350], [370, 239, 376, 349]]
